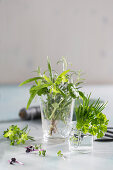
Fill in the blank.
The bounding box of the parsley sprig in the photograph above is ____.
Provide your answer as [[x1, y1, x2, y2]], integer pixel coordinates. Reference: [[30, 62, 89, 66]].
[[75, 93, 109, 138], [3, 125, 34, 145]]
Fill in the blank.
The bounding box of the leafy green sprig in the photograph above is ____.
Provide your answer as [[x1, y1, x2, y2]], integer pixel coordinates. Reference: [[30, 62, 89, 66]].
[[34, 144, 46, 156], [38, 150, 46, 157], [35, 144, 42, 149], [3, 125, 34, 145], [57, 150, 63, 157], [75, 94, 109, 138], [25, 144, 46, 156]]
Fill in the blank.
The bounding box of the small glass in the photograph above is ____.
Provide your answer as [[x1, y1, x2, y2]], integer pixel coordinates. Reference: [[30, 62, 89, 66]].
[[69, 121, 93, 152]]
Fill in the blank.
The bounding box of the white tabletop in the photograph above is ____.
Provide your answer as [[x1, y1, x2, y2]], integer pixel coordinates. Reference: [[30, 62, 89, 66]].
[[0, 120, 113, 170], [0, 85, 113, 170]]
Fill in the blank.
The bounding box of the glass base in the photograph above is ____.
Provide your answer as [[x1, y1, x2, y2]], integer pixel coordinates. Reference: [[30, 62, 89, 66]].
[[43, 135, 66, 145], [69, 145, 93, 153], [42, 119, 71, 140]]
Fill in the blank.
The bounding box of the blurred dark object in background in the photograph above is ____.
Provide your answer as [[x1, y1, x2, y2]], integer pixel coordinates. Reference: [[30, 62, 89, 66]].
[[19, 106, 41, 120], [95, 127, 113, 142]]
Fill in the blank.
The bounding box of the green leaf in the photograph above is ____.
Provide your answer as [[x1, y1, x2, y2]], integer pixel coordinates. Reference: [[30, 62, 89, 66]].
[[39, 151, 41, 156], [43, 74, 53, 84], [42, 150, 46, 156], [57, 150, 63, 157], [30, 83, 51, 92], [78, 91, 86, 99], [55, 70, 70, 84], [75, 81, 84, 86], [56, 87, 66, 97], [27, 91, 37, 109], [50, 86, 59, 94], [19, 77, 44, 86], [67, 83, 76, 98], [37, 87, 49, 96], [28, 136, 35, 141], [22, 125, 28, 132], [37, 66, 41, 76], [47, 56, 53, 81]]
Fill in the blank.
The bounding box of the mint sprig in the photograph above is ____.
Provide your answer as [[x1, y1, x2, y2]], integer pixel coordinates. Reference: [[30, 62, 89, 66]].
[[3, 125, 34, 145]]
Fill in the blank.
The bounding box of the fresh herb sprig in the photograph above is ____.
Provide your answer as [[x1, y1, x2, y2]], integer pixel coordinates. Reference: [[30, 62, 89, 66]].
[[35, 144, 42, 149], [57, 150, 63, 157], [3, 125, 34, 145], [75, 94, 109, 138], [38, 150, 46, 157], [25, 144, 46, 156]]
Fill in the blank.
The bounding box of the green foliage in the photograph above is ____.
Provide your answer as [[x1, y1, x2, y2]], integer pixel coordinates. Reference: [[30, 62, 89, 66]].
[[75, 94, 109, 138], [19, 57, 109, 138], [42, 150, 46, 156], [19, 57, 84, 136], [19, 77, 44, 86], [57, 150, 63, 157], [38, 150, 46, 157], [19, 57, 83, 115], [69, 135, 78, 144], [47, 56, 53, 81], [35, 144, 42, 149], [3, 125, 34, 145]]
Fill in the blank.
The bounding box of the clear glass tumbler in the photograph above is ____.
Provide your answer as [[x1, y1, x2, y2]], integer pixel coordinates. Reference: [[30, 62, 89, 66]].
[[40, 94, 75, 142], [69, 121, 93, 152]]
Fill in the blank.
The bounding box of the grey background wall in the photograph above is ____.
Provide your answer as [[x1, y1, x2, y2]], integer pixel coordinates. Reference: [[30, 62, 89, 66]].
[[0, 0, 113, 84]]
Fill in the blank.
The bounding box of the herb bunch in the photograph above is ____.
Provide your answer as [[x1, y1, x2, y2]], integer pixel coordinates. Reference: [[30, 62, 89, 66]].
[[19, 57, 83, 109], [3, 125, 34, 145], [19, 57, 83, 135], [75, 94, 109, 138]]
